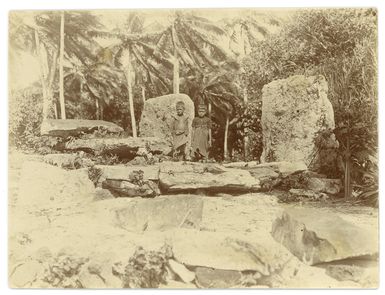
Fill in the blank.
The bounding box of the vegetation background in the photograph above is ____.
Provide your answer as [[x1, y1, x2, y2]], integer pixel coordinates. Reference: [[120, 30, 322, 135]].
[[8, 8, 378, 204]]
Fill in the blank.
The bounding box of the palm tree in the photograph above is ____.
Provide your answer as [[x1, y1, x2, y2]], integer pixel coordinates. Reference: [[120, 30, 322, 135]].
[[9, 11, 102, 120], [154, 11, 229, 94], [223, 12, 281, 159], [90, 12, 173, 137], [59, 11, 66, 119]]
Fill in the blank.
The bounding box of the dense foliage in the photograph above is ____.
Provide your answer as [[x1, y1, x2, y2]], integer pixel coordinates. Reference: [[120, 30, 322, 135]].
[[242, 8, 377, 201]]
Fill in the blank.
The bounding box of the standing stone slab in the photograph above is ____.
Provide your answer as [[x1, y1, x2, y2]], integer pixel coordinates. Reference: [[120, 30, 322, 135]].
[[261, 75, 336, 167], [271, 208, 378, 265], [139, 94, 194, 147], [41, 119, 123, 138]]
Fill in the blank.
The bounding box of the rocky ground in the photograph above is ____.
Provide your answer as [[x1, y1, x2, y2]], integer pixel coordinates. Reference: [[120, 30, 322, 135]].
[[8, 150, 379, 289]]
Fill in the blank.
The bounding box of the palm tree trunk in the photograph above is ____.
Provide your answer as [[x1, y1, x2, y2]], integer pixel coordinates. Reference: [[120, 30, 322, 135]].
[[125, 48, 137, 137], [224, 116, 229, 160], [95, 98, 100, 120], [59, 11, 66, 119], [243, 87, 249, 160], [344, 136, 352, 199], [171, 24, 179, 94], [46, 50, 58, 119], [34, 29, 49, 120], [141, 86, 146, 103]]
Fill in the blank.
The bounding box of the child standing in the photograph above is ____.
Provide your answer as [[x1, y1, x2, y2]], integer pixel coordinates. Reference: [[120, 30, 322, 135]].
[[191, 104, 212, 161], [171, 101, 190, 160]]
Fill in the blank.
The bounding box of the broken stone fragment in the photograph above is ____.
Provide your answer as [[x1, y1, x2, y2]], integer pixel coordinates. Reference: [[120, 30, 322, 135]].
[[168, 259, 195, 283], [195, 266, 242, 288]]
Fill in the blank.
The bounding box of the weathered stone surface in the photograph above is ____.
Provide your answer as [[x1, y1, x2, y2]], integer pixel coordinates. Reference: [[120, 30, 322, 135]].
[[102, 179, 159, 198], [41, 119, 123, 138], [271, 208, 378, 265], [261, 75, 336, 167], [172, 229, 290, 275], [307, 177, 341, 195], [139, 94, 194, 147], [109, 196, 203, 232], [245, 161, 307, 176], [168, 259, 195, 283], [65, 137, 171, 158], [17, 161, 95, 209], [159, 162, 260, 193], [195, 267, 242, 288], [95, 165, 160, 184]]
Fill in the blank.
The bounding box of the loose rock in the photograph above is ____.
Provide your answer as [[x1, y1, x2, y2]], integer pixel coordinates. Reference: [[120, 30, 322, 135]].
[[195, 266, 242, 288]]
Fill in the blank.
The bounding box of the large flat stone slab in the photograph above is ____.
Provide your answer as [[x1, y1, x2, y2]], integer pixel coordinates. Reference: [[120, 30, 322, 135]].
[[171, 229, 291, 275], [159, 162, 260, 194], [271, 208, 378, 265], [224, 161, 307, 178], [41, 119, 123, 138], [65, 137, 171, 158]]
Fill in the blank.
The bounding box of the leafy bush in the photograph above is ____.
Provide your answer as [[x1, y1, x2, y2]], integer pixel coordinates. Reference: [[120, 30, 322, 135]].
[[9, 87, 45, 151]]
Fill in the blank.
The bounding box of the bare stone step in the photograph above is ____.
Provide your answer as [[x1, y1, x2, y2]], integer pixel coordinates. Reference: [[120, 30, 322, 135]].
[[41, 119, 123, 138], [159, 162, 260, 194], [65, 137, 171, 158], [271, 208, 378, 265], [100, 196, 203, 232]]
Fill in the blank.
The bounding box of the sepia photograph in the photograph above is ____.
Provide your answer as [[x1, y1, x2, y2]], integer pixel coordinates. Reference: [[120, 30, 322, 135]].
[[7, 6, 379, 289]]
